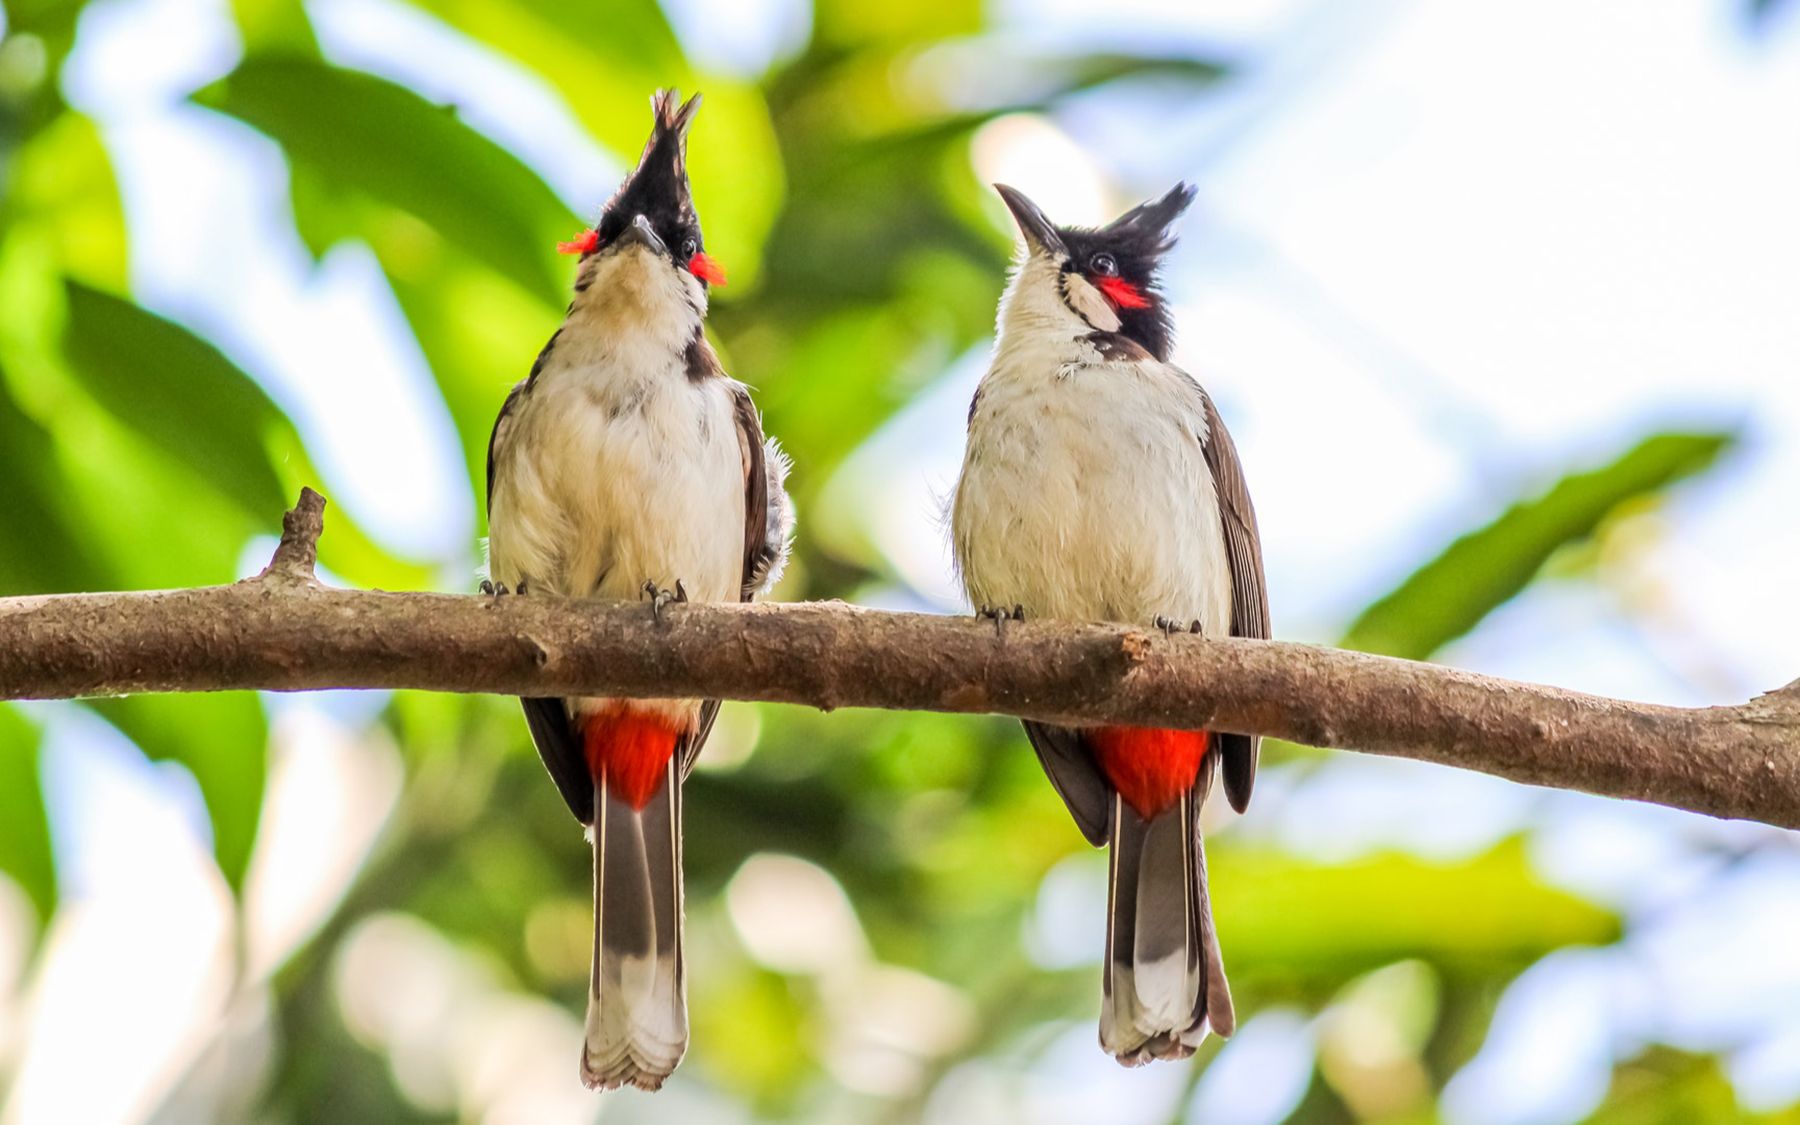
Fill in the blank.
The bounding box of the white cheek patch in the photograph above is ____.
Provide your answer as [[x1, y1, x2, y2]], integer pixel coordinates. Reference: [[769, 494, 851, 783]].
[[1063, 272, 1122, 332]]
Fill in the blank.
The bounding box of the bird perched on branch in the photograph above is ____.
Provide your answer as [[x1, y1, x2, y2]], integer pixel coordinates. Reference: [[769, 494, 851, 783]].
[[951, 183, 1268, 1064], [484, 88, 792, 1091]]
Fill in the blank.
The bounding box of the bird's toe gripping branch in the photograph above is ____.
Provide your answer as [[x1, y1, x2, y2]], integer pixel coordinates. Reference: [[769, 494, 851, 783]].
[[977, 603, 1026, 638], [643, 579, 690, 623]]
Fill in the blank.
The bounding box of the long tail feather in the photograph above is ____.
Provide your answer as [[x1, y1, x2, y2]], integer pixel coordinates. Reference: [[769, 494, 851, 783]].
[[1100, 756, 1232, 1064], [582, 759, 686, 1090]]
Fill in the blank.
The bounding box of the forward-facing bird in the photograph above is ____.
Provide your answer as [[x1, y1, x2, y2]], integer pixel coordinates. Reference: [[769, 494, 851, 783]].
[[484, 89, 792, 1091], [951, 183, 1268, 1064]]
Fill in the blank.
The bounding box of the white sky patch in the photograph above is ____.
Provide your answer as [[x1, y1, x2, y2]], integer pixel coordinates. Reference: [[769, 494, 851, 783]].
[[6, 710, 236, 1125], [661, 0, 812, 78], [1186, 1008, 1316, 1125], [972, 114, 1117, 227], [333, 913, 595, 1121], [995, 0, 1311, 53], [1441, 948, 1627, 1125], [241, 710, 403, 981], [1022, 1021, 1194, 1125], [1023, 852, 1107, 970]]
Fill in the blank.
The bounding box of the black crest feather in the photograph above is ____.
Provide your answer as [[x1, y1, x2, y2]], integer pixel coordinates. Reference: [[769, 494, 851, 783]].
[[589, 89, 706, 255], [1055, 182, 1196, 362]]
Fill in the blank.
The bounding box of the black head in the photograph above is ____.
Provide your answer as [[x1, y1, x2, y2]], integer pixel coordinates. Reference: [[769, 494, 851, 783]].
[[571, 89, 723, 286], [995, 182, 1196, 362]]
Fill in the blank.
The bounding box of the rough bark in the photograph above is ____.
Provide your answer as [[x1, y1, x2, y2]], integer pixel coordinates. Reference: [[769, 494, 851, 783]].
[[3, 490, 1797, 828]]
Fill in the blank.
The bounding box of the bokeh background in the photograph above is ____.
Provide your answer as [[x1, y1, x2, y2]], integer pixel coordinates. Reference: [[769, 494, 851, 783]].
[[2, 0, 1798, 1121]]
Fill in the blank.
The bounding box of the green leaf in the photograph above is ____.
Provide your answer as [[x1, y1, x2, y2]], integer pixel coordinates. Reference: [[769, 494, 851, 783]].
[[88, 694, 268, 892], [1217, 837, 1620, 981], [54, 281, 431, 591], [193, 57, 577, 304], [59, 280, 292, 518], [1342, 431, 1736, 660], [0, 704, 56, 929], [1, 111, 129, 291], [228, 0, 321, 55], [0, 363, 110, 593]]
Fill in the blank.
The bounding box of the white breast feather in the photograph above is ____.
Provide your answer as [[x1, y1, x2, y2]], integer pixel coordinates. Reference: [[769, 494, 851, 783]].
[[953, 269, 1232, 636], [487, 248, 741, 724]]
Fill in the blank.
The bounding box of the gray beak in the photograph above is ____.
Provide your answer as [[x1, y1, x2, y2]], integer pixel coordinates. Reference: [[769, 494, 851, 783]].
[[994, 184, 1067, 257], [612, 213, 667, 256]]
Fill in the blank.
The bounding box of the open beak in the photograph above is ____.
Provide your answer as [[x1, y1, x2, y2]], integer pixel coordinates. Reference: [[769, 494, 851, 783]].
[[994, 184, 1067, 257], [612, 213, 667, 256]]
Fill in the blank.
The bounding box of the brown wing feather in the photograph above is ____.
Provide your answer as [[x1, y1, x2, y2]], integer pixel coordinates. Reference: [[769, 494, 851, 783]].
[[1199, 388, 1269, 813], [489, 373, 600, 823], [733, 385, 771, 601], [1021, 721, 1112, 846], [674, 376, 786, 780]]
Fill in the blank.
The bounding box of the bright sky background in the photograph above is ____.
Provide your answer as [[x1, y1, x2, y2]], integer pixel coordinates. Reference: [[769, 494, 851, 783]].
[[4, 0, 1798, 1122]]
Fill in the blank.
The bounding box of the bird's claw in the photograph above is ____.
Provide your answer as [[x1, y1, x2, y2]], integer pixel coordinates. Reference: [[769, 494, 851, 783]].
[[643, 579, 689, 623], [481, 579, 509, 597], [978, 603, 1026, 637], [1154, 615, 1205, 636]]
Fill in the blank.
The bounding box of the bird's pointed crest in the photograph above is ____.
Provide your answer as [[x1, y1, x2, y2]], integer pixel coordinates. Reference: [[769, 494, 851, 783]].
[[1098, 182, 1197, 258], [568, 89, 705, 257]]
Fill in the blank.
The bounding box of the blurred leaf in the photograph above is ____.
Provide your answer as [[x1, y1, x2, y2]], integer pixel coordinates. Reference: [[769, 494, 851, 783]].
[[60, 280, 292, 518], [0, 704, 56, 928], [89, 694, 267, 891], [0, 111, 127, 290], [229, 0, 321, 55], [1589, 1045, 1749, 1124], [1218, 838, 1619, 981], [812, 0, 980, 46], [691, 962, 813, 1107], [193, 57, 577, 303], [51, 280, 429, 590], [0, 364, 110, 593], [0, 1, 89, 117], [1342, 431, 1736, 660], [1053, 52, 1228, 91]]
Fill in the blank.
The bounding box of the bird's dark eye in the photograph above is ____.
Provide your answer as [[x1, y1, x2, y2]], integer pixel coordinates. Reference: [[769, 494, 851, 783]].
[[679, 237, 698, 260], [1090, 252, 1119, 277]]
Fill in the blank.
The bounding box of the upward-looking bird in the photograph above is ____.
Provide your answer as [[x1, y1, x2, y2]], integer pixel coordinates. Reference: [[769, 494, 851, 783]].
[[484, 89, 792, 1091], [951, 183, 1268, 1064]]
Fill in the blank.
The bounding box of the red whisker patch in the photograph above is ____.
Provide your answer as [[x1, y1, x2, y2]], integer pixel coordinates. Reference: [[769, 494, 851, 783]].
[[1095, 275, 1150, 310], [557, 228, 600, 255], [688, 252, 727, 286]]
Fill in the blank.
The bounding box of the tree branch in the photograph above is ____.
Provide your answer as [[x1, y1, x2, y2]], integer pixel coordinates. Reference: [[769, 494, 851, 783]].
[[3, 491, 1796, 828]]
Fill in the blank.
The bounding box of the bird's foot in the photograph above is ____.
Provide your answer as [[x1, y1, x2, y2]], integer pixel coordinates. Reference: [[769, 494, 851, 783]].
[[480, 579, 509, 597], [1154, 615, 1205, 636], [643, 579, 690, 622], [978, 603, 1026, 638]]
